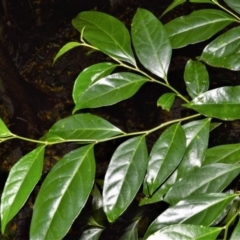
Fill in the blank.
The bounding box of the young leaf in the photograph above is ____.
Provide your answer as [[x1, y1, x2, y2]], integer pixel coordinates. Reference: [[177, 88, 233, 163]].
[[30, 145, 95, 240], [183, 86, 240, 120], [164, 163, 240, 205], [230, 218, 240, 240], [200, 26, 240, 70], [73, 72, 148, 112], [164, 9, 236, 48], [146, 224, 221, 240], [157, 93, 176, 111], [144, 123, 186, 196], [119, 220, 139, 240], [53, 42, 81, 64], [177, 118, 210, 178], [72, 62, 118, 105], [44, 113, 124, 141], [224, 0, 240, 15], [131, 8, 172, 79], [0, 118, 12, 137], [1, 146, 45, 233], [144, 193, 236, 238], [203, 143, 240, 165], [160, 0, 186, 18], [184, 60, 209, 99], [72, 11, 136, 65], [103, 136, 148, 222], [79, 228, 104, 240]]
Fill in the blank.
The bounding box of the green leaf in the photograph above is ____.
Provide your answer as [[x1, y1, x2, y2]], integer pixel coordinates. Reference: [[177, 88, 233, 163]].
[[144, 193, 236, 238], [1, 146, 45, 233], [30, 145, 95, 240], [72, 11, 136, 65], [103, 136, 148, 222], [0, 118, 12, 137], [44, 113, 124, 141], [200, 26, 240, 70], [164, 163, 240, 205], [224, 0, 240, 14], [132, 8, 172, 79], [146, 224, 221, 240], [53, 42, 81, 64], [164, 9, 236, 48], [230, 218, 240, 240], [184, 60, 209, 99], [160, 0, 186, 18], [73, 72, 148, 112], [183, 86, 240, 120], [203, 143, 240, 165], [177, 118, 210, 178], [144, 123, 186, 196], [72, 62, 118, 105], [157, 93, 176, 111], [119, 220, 139, 240], [79, 227, 104, 240]]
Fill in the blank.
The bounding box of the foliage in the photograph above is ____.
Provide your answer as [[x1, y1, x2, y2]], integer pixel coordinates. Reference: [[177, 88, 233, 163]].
[[1, 0, 240, 239]]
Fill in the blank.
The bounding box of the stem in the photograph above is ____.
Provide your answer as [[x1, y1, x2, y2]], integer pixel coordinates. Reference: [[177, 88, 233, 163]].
[[223, 211, 239, 240], [3, 113, 201, 146], [212, 0, 240, 22]]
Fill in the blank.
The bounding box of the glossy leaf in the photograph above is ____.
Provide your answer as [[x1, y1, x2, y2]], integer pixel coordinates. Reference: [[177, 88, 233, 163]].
[[72, 11, 136, 65], [224, 0, 240, 14], [119, 220, 139, 240], [73, 72, 148, 112], [157, 93, 176, 111], [72, 62, 118, 105], [164, 9, 236, 48], [1, 146, 45, 233], [30, 145, 95, 240], [160, 0, 186, 17], [184, 60, 209, 99], [103, 136, 148, 222], [230, 218, 240, 240], [146, 224, 221, 240], [183, 86, 240, 120], [0, 118, 12, 137], [144, 123, 186, 196], [132, 8, 172, 79], [144, 193, 236, 238], [79, 227, 104, 240], [200, 26, 240, 70], [177, 118, 210, 178], [44, 113, 124, 141], [53, 42, 81, 64], [203, 143, 240, 165], [164, 163, 240, 205]]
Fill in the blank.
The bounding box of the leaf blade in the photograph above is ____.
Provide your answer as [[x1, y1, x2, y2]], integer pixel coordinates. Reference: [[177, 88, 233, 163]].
[[183, 86, 240, 120], [1, 146, 45, 233], [44, 113, 124, 141], [103, 136, 148, 222], [74, 72, 148, 111], [30, 145, 96, 240], [72, 11, 136, 65], [132, 8, 172, 79], [164, 163, 240, 205], [165, 9, 236, 48]]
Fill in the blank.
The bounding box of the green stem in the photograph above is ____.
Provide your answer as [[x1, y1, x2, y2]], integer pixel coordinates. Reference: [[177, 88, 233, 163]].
[[223, 211, 239, 240], [4, 113, 201, 146], [212, 0, 240, 22]]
